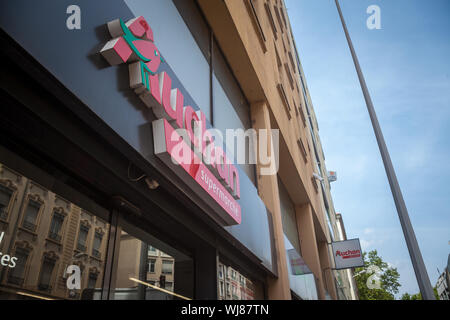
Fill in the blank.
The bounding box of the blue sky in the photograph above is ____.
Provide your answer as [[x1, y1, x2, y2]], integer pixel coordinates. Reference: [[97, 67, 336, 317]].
[[285, 0, 450, 297]]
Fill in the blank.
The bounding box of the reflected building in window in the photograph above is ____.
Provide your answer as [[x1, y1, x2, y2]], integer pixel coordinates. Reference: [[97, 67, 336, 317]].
[[217, 261, 255, 300], [0, 163, 109, 300], [113, 233, 183, 300]]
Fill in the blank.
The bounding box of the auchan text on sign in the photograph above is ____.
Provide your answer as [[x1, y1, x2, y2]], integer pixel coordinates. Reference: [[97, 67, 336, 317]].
[[100, 16, 242, 225], [335, 250, 361, 259], [153, 119, 241, 224]]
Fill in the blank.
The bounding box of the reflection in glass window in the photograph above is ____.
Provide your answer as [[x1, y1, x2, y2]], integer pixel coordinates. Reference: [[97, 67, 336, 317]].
[[219, 281, 224, 298], [22, 199, 40, 232], [148, 245, 157, 255], [7, 248, 28, 286], [0, 161, 110, 300], [278, 177, 301, 255], [217, 260, 262, 300], [148, 259, 156, 273], [165, 281, 173, 291], [0, 184, 12, 220], [48, 211, 64, 242], [162, 260, 173, 274], [77, 225, 89, 252], [38, 257, 55, 292], [87, 273, 98, 289], [92, 232, 103, 259], [112, 220, 193, 300]]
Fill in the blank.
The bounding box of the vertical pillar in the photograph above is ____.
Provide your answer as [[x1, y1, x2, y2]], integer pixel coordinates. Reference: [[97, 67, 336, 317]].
[[318, 240, 338, 299], [296, 203, 325, 299], [251, 101, 291, 300], [194, 243, 217, 299]]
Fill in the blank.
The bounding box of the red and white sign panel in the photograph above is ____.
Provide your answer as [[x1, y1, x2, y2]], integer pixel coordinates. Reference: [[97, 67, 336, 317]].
[[153, 118, 241, 226], [331, 238, 364, 269], [100, 16, 242, 226]]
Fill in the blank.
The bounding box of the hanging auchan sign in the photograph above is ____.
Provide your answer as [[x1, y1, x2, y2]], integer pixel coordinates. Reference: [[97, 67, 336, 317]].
[[100, 16, 241, 225]]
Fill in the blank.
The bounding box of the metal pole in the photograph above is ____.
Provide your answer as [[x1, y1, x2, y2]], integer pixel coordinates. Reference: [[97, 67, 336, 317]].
[[334, 0, 435, 300]]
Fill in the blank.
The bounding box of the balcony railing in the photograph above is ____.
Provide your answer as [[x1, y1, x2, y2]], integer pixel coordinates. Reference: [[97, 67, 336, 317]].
[[92, 249, 101, 259], [38, 283, 52, 292], [22, 220, 37, 232], [0, 207, 8, 220], [48, 231, 62, 242], [8, 275, 24, 286], [77, 242, 87, 252]]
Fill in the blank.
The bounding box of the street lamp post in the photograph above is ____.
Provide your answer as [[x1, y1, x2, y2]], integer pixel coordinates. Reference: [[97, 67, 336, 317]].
[[334, 0, 435, 300]]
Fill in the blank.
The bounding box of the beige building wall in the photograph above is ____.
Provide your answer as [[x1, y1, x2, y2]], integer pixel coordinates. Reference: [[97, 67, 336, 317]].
[[198, 0, 357, 299]]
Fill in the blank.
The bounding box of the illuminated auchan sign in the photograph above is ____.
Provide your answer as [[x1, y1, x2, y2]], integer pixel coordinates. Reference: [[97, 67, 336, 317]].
[[100, 16, 241, 225]]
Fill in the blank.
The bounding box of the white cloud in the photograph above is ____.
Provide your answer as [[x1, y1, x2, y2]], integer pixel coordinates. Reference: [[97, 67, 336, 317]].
[[360, 239, 374, 250]]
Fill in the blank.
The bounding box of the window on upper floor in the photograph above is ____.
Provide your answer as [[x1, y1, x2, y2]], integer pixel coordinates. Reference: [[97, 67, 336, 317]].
[[148, 258, 156, 273], [148, 245, 157, 255], [245, 0, 268, 52], [265, 2, 278, 40], [161, 260, 173, 274], [87, 272, 98, 289]]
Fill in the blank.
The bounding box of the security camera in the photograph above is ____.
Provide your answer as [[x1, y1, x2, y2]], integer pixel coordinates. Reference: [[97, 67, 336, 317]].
[[145, 177, 159, 190], [313, 172, 324, 182]]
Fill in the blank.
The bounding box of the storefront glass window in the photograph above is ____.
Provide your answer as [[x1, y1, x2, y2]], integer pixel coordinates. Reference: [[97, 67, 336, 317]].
[[278, 177, 302, 255], [284, 235, 318, 300], [0, 162, 111, 300], [111, 218, 193, 300], [217, 260, 263, 300]]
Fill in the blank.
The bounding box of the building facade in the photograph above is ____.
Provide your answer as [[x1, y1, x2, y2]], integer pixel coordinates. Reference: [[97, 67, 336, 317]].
[[435, 255, 449, 300], [0, 0, 356, 300]]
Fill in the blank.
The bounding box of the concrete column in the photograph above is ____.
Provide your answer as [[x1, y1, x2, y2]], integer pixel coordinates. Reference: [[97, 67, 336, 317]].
[[296, 203, 325, 299], [318, 240, 338, 300], [250, 101, 291, 300]]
